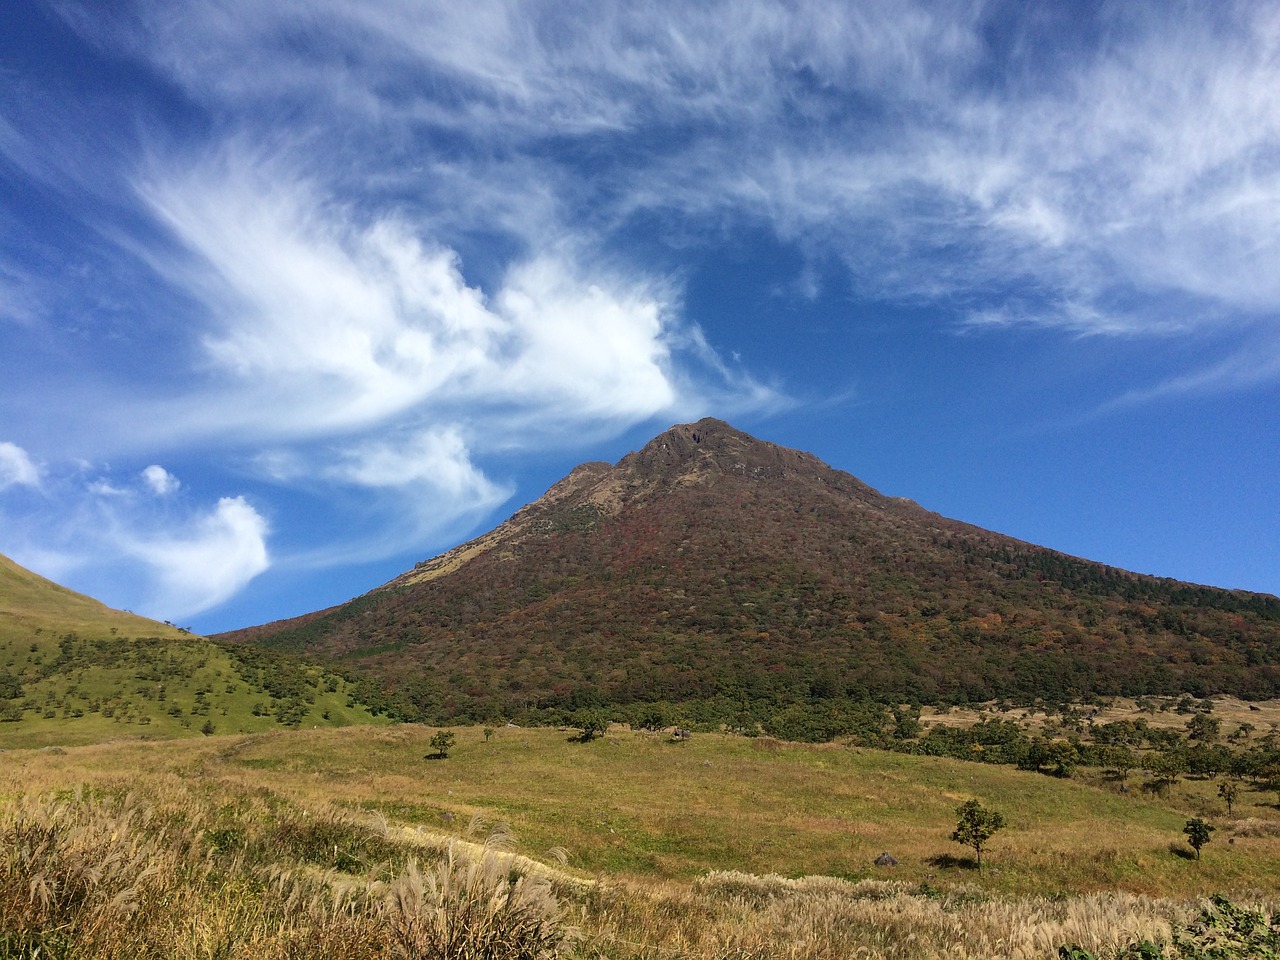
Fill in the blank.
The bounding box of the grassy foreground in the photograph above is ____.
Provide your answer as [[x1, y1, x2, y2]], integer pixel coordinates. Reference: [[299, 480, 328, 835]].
[[2, 724, 1278, 958]]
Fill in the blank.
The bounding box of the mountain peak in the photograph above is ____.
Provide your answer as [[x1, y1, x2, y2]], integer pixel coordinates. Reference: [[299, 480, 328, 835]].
[[618, 418, 836, 491], [223, 419, 1280, 714]]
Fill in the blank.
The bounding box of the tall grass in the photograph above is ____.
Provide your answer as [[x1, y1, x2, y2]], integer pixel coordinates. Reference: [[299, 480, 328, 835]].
[[0, 788, 570, 959], [5, 726, 1280, 958], [383, 836, 568, 959], [580, 872, 1273, 960]]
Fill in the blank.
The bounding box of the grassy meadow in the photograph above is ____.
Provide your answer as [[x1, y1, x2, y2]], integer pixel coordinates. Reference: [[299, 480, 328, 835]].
[[3, 723, 1278, 958]]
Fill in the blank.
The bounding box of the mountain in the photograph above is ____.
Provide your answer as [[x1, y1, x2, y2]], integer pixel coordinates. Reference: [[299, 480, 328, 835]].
[[0, 552, 389, 747], [222, 419, 1280, 722]]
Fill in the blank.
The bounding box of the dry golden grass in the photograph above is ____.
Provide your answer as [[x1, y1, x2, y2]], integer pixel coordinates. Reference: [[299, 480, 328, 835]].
[[3, 725, 1279, 958], [578, 874, 1193, 960], [921, 696, 1280, 740], [0, 778, 570, 959]]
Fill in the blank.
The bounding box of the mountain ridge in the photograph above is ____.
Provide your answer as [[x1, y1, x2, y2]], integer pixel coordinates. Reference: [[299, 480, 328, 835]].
[[220, 418, 1280, 720]]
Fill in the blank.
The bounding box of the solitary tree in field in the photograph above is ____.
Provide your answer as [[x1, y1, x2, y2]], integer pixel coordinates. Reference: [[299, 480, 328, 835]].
[[951, 799, 1006, 868], [572, 708, 609, 742], [1183, 818, 1214, 860], [429, 730, 456, 759], [1218, 779, 1239, 816]]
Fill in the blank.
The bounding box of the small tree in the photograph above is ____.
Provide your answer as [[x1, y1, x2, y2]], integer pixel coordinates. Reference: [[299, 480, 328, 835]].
[[572, 708, 609, 742], [1218, 779, 1239, 816], [951, 799, 1005, 868], [429, 730, 456, 759], [483, 726, 495, 742], [1183, 817, 1214, 860]]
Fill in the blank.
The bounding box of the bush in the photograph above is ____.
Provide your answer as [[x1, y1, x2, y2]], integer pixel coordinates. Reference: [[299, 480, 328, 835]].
[[430, 730, 457, 758]]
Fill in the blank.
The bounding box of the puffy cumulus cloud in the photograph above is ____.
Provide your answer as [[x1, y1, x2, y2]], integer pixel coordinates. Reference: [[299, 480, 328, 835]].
[[141, 464, 180, 496], [0, 442, 40, 490], [328, 425, 502, 495], [119, 496, 269, 619], [495, 256, 676, 417]]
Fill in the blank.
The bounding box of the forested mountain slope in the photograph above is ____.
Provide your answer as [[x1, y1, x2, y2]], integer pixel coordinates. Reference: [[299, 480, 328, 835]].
[[222, 419, 1280, 721]]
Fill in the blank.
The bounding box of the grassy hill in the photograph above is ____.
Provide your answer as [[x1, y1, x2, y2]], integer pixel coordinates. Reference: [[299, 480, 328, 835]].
[[0, 552, 391, 747], [0, 552, 191, 646], [3, 724, 1277, 958]]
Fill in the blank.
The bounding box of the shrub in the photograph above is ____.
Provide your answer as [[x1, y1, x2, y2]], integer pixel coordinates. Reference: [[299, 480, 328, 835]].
[[430, 730, 457, 758], [1061, 895, 1280, 959]]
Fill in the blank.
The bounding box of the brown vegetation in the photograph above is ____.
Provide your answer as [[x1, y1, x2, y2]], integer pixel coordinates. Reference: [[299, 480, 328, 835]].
[[222, 420, 1280, 724]]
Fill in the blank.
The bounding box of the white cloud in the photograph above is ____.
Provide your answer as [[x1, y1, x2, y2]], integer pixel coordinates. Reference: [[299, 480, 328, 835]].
[[0, 457, 268, 621], [119, 496, 269, 619], [1101, 337, 1280, 412], [141, 464, 180, 495], [47, 0, 1280, 353], [328, 425, 499, 494], [87, 478, 131, 497], [0, 441, 39, 490], [140, 157, 728, 440]]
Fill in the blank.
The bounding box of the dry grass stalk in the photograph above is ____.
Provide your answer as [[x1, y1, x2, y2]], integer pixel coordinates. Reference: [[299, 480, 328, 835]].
[[381, 827, 572, 960], [584, 871, 1189, 960]]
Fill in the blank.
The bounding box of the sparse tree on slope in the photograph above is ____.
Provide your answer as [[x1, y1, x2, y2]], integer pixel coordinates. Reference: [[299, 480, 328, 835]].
[[1183, 817, 1214, 860], [951, 799, 1005, 869]]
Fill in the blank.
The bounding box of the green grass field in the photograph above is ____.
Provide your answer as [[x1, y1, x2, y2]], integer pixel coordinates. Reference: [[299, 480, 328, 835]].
[[7, 723, 1278, 898], [1, 553, 392, 746]]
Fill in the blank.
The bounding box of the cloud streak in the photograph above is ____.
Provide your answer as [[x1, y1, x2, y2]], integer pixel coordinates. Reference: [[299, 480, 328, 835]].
[[3, 0, 1278, 623]]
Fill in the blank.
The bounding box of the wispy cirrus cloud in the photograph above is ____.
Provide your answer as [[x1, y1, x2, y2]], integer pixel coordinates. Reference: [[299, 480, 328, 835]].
[[135, 149, 765, 454], [3, 0, 1278, 624]]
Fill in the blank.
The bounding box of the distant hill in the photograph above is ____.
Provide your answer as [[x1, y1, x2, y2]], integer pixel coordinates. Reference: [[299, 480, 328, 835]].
[[0, 552, 390, 747], [222, 419, 1280, 723], [0, 552, 191, 646]]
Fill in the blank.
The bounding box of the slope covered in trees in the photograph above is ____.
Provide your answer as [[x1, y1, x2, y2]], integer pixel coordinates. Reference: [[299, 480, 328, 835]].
[[223, 420, 1280, 723]]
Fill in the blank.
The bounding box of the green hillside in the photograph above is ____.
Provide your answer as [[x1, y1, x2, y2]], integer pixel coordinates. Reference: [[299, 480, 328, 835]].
[[0, 552, 390, 747], [0, 552, 190, 645]]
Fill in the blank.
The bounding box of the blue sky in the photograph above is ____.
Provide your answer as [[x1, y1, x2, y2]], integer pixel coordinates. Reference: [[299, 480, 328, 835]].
[[2, 1, 1278, 634]]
